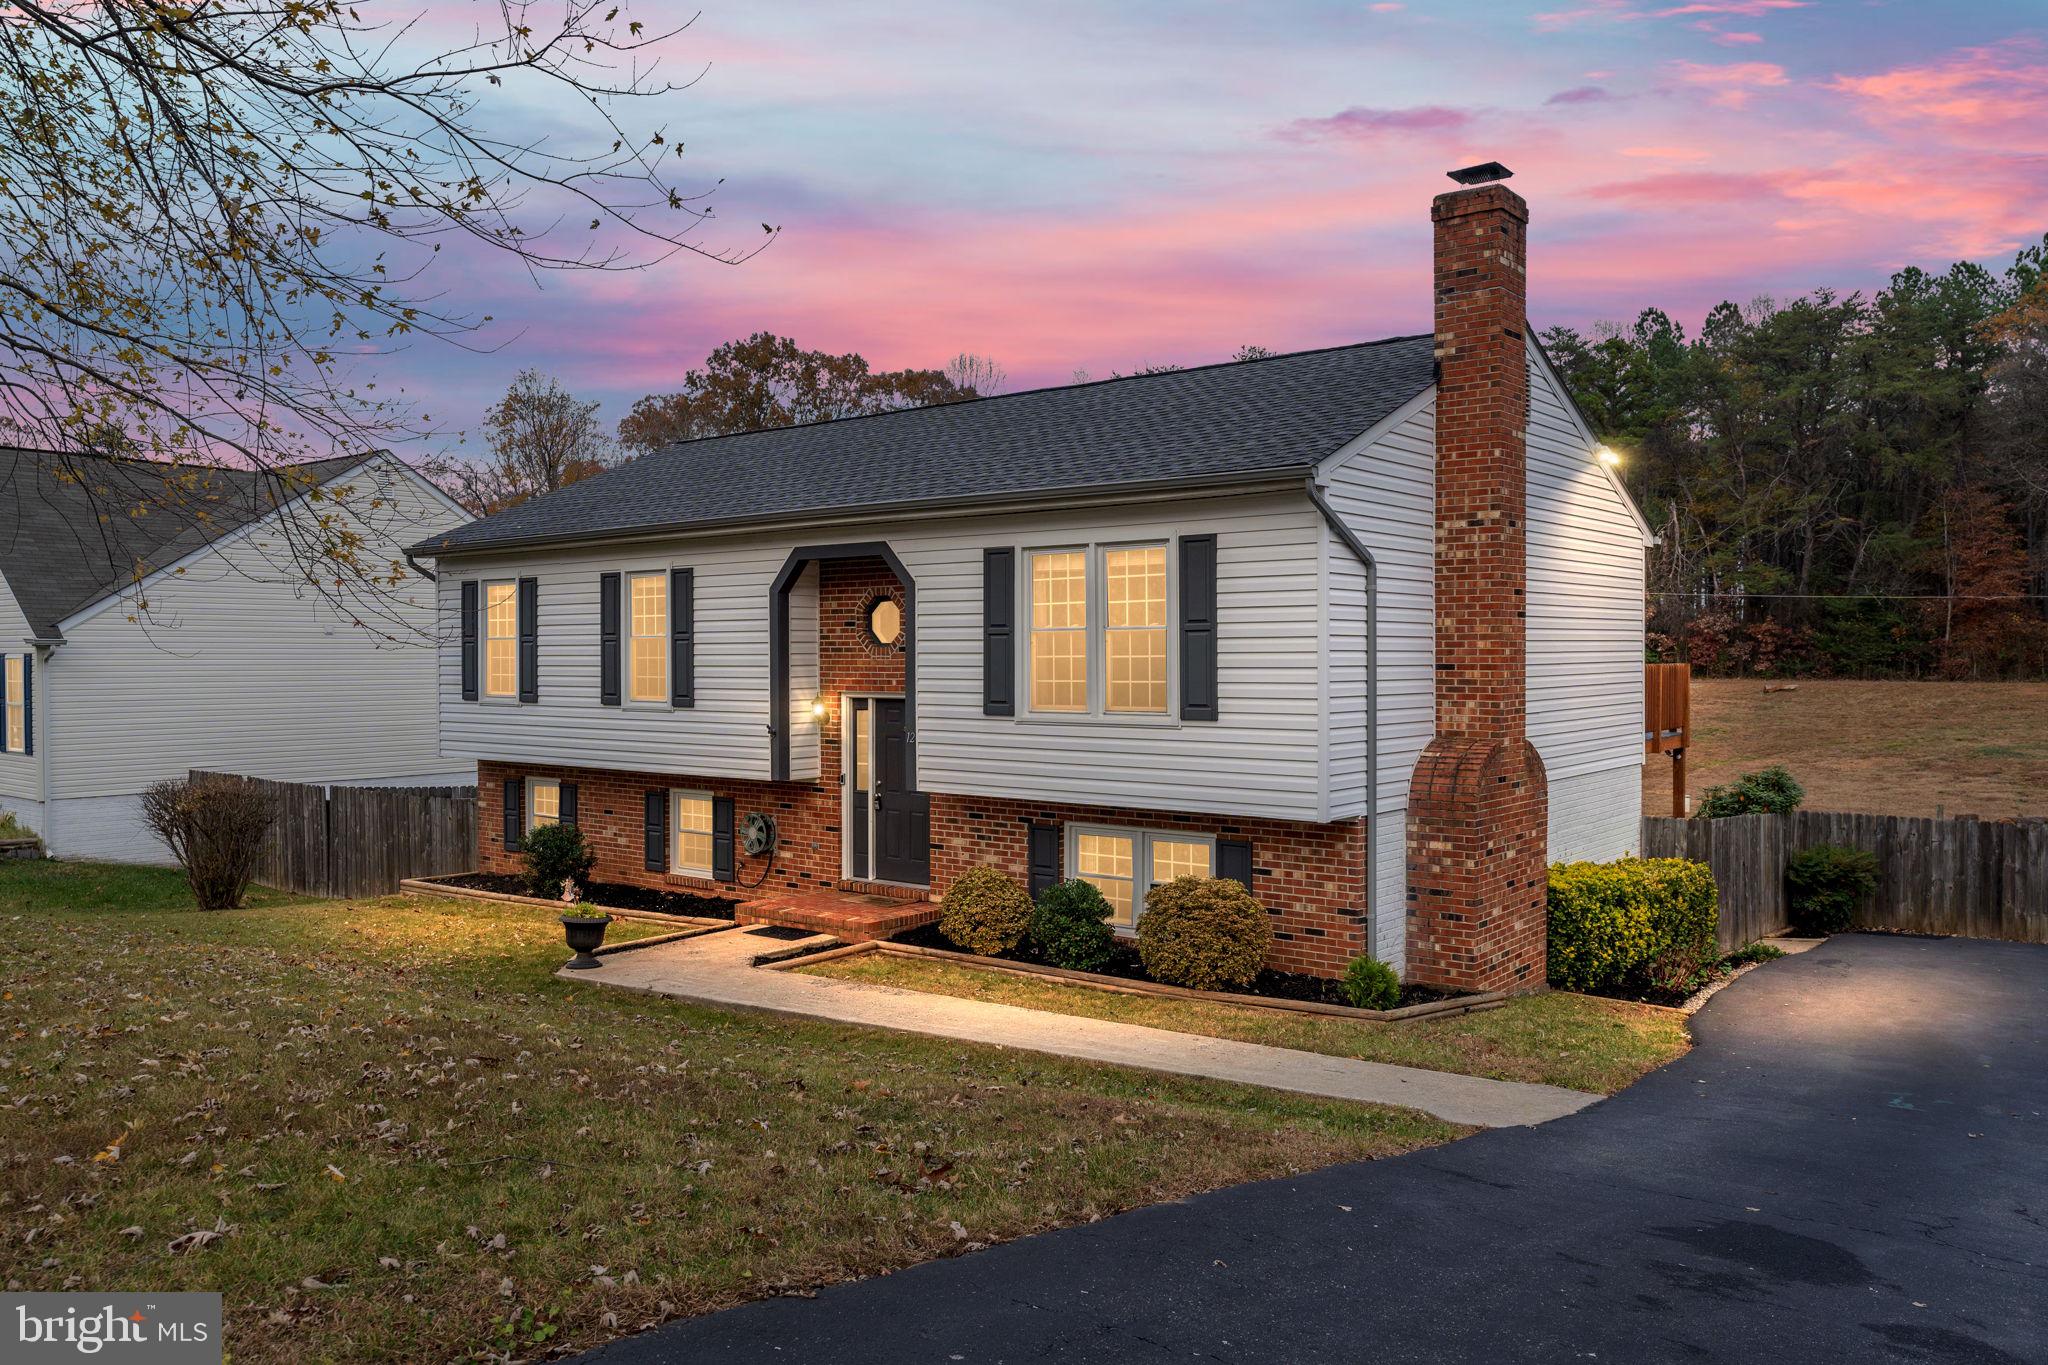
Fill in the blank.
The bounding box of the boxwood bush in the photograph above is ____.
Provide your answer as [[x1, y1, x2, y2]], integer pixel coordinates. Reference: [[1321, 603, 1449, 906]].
[[1785, 844, 1879, 935], [1136, 876, 1270, 991], [1697, 765, 1804, 819], [522, 822, 595, 901], [1547, 857, 1718, 994], [1027, 879, 1119, 971], [938, 866, 1034, 956], [1341, 955, 1401, 1011]]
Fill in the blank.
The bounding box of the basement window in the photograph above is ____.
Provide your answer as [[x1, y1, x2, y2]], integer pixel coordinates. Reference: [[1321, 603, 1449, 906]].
[[671, 791, 715, 879], [1068, 824, 1215, 929], [527, 778, 560, 833]]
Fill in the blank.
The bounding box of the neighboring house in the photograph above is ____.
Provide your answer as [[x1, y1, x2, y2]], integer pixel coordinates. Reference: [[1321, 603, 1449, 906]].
[[0, 448, 470, 862], [412, 174, 1652, 988]]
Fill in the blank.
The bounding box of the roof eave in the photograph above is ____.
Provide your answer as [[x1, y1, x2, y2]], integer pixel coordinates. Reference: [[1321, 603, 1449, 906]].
[[406, 465, 1321, 560]]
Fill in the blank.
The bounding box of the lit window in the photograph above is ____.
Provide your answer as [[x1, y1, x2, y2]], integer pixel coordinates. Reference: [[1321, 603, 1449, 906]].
[[1105, 546, 1167, 714], [672, 791, 715, 877], [483, 581, 517, 698], [628, 572, 669, 702], [1076, 831, 1136, 927], [1071, 825, 1217, 928], [1029, 550, 1088, 712], [853, 705, 871, 793], [3, 656, 21, 752], [528, 778, 560, 832]]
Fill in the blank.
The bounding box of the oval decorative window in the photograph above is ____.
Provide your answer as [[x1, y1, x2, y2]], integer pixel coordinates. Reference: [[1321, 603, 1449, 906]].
[[867, 596, 903, 647]]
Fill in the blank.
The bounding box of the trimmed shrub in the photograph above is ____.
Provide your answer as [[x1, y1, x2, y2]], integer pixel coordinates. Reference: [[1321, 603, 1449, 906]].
[[1136, 876, 1270, 991], [1341, 955, 1401, 1011], [1547, 857, 1719, 994], [139, 774, 280, 911], [1785, 844, 1879, 935], [1697, 765, 1804, 819], [939, 866, 1033, 957], [523, 822, 595, 901], [1027, 879, 1119, 972]]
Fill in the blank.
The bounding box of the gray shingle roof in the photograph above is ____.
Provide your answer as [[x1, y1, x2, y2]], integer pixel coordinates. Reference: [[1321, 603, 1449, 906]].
[[0, 448, 371, 640], [414, 335, 1436, 556]]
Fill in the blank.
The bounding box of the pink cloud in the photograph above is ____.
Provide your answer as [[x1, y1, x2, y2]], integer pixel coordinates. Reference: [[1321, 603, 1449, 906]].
[[1714, 31, 1765, 45], [1655, 1, 1806, 15], [1546, 85, 1618, 105], [1278, 105, 1471, 141], [1586, 170, 1792, 205], [1668, 59, 1789, 107], [1827, 39, 2048, 133], [1535, 0, 1803, 28]]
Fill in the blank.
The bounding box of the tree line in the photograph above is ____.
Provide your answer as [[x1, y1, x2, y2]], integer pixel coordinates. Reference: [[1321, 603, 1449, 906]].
[[1544, 235, 2048, 679]]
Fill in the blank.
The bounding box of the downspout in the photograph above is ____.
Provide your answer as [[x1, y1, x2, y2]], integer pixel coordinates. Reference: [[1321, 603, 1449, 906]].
[[405, 552, 437, 582], [30, 640, 56, 853], [1305, 477, 1379, 954]]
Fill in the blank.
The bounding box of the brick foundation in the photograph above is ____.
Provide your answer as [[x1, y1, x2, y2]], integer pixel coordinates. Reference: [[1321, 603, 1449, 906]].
[[1403, 177, 1550, 994]]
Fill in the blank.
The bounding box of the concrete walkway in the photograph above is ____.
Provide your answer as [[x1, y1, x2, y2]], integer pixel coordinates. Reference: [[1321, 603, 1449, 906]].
[[566, 926, 1597, 1128]]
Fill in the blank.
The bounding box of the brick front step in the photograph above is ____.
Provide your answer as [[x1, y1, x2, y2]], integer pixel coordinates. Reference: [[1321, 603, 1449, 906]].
[[834, 879, 929, 902], [737, 889, 938, 943]]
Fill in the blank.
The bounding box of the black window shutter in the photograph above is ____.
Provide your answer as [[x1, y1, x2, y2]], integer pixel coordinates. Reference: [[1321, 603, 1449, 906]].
[[460, 580, 479, 701], [1217, 838, 1253, 892], [1179, 535, 1218, 722], [516, 577, 539, 703], [1027, 823, 1061, 900], [558, 781, 578, 828], [502, 778, 523, 851], [712, 796, 735, 883], [982, 548, 1014, 716], [19, 653, 30, 757], [644, 790, 669, 872], [670, 567, 695, 708], [598, 573, 621, 706]]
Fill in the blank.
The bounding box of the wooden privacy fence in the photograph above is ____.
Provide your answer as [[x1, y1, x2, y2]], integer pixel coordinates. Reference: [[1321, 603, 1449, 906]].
[[191, 771, 476, 899], [1641, 811, 2048, 948]]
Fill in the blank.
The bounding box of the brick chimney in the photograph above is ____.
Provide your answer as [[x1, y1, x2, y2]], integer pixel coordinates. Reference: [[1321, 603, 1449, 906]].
[[1405, 169, 1550, 994]]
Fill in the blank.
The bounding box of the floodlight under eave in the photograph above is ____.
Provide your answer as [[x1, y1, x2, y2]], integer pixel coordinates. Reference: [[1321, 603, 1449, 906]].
[[1596, 445, 1623, 468]]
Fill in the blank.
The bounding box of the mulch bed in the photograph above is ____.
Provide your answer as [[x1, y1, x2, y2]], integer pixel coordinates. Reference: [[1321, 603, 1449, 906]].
[[431, 872, 739, 920], [888, 923, 1461, 1010]]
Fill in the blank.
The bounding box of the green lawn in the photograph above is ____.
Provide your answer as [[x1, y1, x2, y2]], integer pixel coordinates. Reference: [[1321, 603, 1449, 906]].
[[0, 863, 1458, 1363], [804, 952, 1692, 1095]]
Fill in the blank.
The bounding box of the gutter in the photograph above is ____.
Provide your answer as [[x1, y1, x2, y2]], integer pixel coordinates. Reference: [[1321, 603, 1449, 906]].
[[406, 466, 1318, 560], [404, 552, 436, 582], [1306, 476, 1380, 955]]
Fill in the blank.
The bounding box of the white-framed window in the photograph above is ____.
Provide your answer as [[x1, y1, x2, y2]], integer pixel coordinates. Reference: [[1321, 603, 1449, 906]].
[[1068, 824, 1215, 928], [628, 571, 669, 703], [672, 790, 715, 878], [3, 655, 21, 752], [1025, 542, 1171, 717], [483, 579, 518, 698], [527, 777, 561, 832]]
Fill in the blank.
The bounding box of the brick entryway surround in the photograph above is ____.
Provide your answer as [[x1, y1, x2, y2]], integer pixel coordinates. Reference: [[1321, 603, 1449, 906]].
[[1404, 180, 1550, 994]]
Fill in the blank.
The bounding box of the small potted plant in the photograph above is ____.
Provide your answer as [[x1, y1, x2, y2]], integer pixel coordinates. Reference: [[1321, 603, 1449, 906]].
[[559, 879, 612, 969]]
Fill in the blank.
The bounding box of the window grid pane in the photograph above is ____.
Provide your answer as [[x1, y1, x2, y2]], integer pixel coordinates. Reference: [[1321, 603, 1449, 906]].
[[1105, 546, 1167, 714], [853, 707, 871, 792], [484, 582, 518, 697], [4, 658, 19, 750], [673, 794, 715, 875], [627, 575, 669, 702], [1077, 833, 1136, 926], [1030, 551, 1088, 712], [1150, 837, 1212, 887], [529, 780, 559, 829]]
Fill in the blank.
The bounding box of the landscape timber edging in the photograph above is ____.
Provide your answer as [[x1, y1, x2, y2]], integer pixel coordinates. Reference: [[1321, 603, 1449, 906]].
[[397, 876, 733, 929]]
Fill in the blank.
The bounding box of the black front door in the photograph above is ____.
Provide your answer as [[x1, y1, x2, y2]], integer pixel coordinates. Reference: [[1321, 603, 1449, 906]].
[[871, 698, 930, 886]]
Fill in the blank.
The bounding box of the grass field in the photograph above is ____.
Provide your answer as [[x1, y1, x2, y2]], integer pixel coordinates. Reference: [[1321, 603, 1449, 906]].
[[0, 864, 1457, 1363], [1642, 679, 2048, 820], [802, 953, 1689, 1096]]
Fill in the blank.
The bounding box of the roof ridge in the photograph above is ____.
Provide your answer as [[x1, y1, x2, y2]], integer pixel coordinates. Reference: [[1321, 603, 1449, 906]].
[[641, 333, 1436, 455]]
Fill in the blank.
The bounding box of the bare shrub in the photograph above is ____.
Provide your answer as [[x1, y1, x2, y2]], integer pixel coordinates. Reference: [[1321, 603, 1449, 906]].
[[140, 776, 279, 910]]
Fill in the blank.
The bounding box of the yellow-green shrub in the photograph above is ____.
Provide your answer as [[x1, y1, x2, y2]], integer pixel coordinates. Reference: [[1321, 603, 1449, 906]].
[[1136, 876, 1270, 990], [1547, 857, 1718, 993], [938, 866, 1033, 956]]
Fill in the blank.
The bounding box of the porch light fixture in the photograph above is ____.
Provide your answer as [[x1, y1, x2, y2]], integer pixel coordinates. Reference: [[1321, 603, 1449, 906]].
[[810, 698, 827, 721], [1596, 444, 1623, 468]]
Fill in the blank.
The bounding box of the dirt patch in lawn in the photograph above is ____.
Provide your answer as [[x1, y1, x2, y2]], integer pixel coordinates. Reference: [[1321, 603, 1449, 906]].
[[0, 872, 1458, 1363], [804, 952, 1689, 1096], [1643, 679, 2048, 819]]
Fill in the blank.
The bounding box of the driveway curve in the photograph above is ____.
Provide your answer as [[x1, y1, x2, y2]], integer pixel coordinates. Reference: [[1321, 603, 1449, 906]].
[[582, 934, 2047, 1365]]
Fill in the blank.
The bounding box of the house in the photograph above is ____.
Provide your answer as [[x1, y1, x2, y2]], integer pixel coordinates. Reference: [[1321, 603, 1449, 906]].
[[411, 173, 1653, 989], [0, 448, 470, 861]]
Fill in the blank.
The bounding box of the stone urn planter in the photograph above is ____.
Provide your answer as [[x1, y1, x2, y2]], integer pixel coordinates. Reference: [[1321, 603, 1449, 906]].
[[561, 913, 613, 970]]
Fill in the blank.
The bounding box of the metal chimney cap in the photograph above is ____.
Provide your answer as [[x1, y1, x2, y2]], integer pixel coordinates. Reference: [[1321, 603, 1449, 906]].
[[1446, 161, 1514, 185]]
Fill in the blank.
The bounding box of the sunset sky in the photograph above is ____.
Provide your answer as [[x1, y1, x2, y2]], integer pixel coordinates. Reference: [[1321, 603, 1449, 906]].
[[398, 0, 2046, 448]]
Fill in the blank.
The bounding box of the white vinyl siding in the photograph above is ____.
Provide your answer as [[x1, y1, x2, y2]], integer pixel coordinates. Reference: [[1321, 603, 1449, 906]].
[[45, 456, 463, 809], [435, 489, 1327, 820], [0, 579, 37, 805], [1526, 344, 1650, 786]]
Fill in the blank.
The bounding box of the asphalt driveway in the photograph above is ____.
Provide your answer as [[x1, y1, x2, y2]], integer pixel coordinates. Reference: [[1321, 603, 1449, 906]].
[[584, 934, 2047, 1365]]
